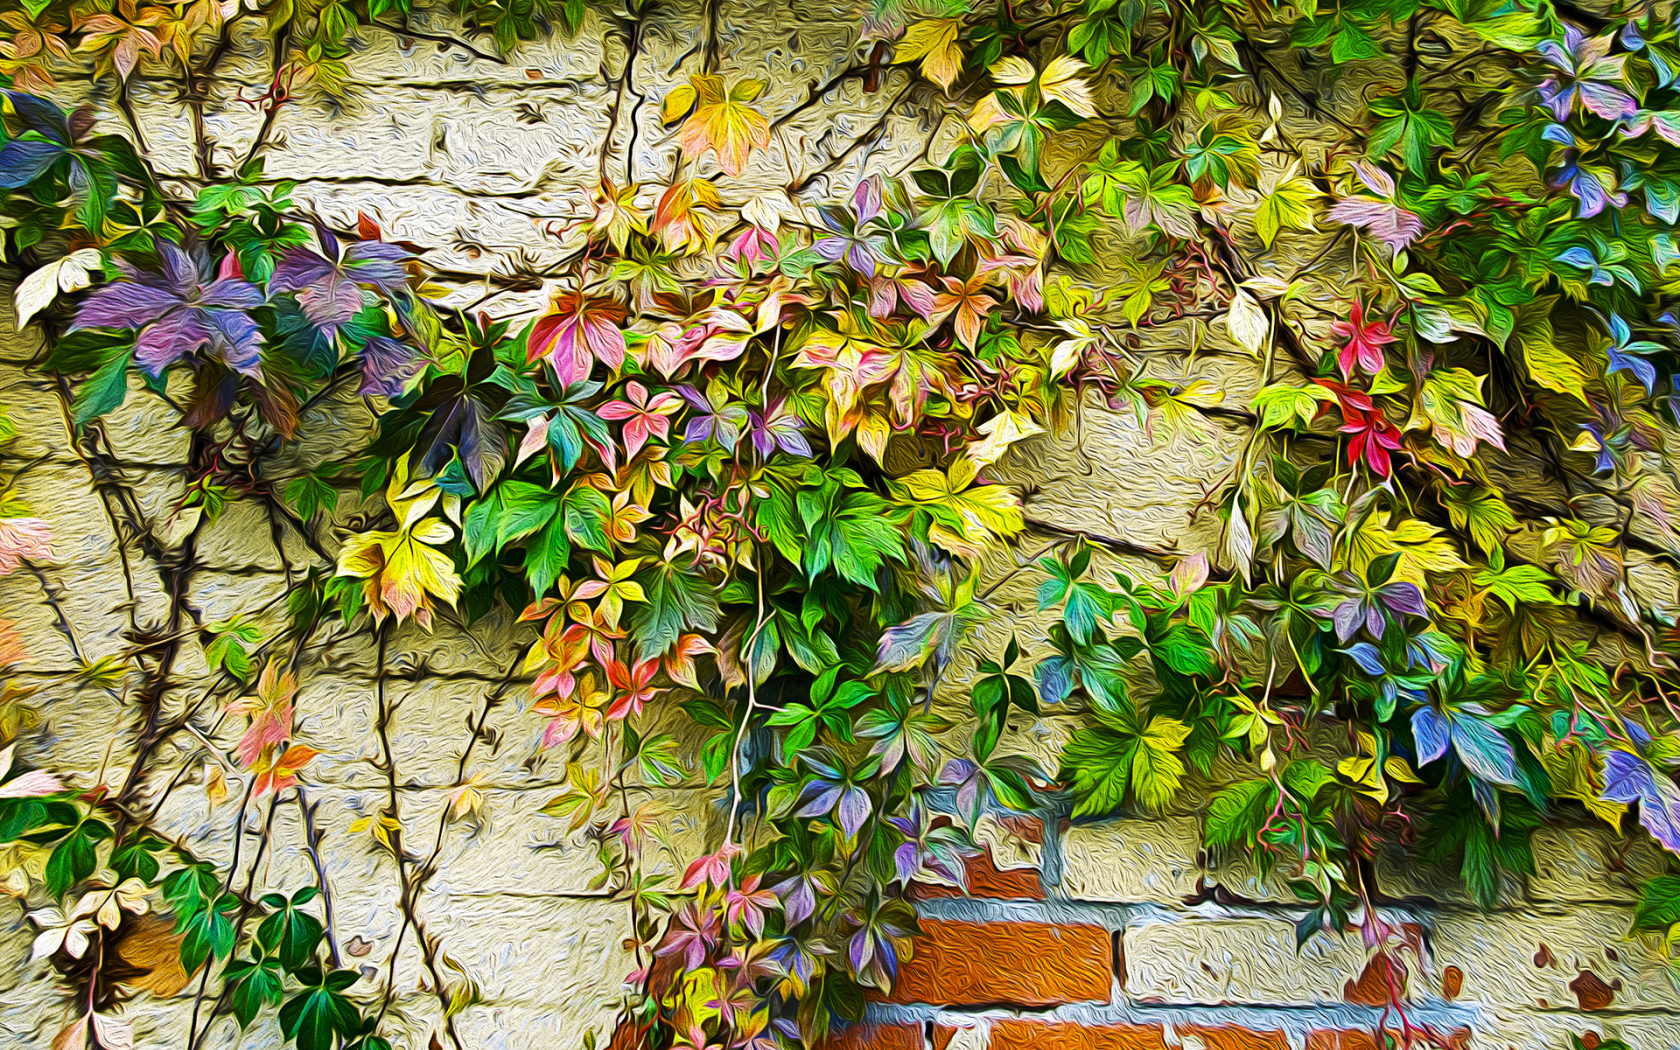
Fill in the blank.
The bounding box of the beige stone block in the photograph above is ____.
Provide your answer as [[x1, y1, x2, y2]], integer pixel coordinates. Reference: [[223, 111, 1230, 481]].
[[1525, 825, 1667, 905], [992, 392, 1241, 559], [1432, 905, 1669, 1012], [1062, 817, 1201, 904], [1122, 914, 1369, 1006]]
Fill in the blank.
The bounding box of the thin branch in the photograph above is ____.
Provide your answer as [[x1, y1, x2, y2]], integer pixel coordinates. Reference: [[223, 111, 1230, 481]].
[[372, 18, 507, 64]]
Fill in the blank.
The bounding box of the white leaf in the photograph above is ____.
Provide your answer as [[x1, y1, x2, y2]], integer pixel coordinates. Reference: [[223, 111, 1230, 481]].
[[92, 1014, 134, 1050], [14, 249, 101, 330], [15, 261, 63, 330], [1224, 290, 1268, 356], [1223, 503, 1255, 583], [1049, 318, 1096, 377], [969, 410, 1044, 467]]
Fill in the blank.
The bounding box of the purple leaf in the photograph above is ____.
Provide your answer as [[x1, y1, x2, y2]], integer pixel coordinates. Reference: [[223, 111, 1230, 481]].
[[849, 929, 873, 974], [893, 842, 919, 885], [852, 176, 883, 222], [836, 784, 872, 839], [1601, 749, 1680, 855], [73, 241, 264, 377], [1326, 198, 1422, 252], [269, 240, 414, 336], [794, 780, 842, 818], [775, 876, 815, 926], [358, 336, 423, 397], [1332, 598, 1364, 643], [1379, 581, 1427, 618]]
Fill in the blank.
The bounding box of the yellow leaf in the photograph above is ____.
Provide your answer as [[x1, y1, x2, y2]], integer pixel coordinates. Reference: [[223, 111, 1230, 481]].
[[661, 82, 697, 124], [887, 453, 1024, 558], [336, 518, 462, 630], [1543, 740, 1625, 828], [897, 18, 964, 91], [1347, 511, 1466, 585], [1039, 55, 1096, 118], [1253, 167, 1318, 247], [676, 74, 770, 176]]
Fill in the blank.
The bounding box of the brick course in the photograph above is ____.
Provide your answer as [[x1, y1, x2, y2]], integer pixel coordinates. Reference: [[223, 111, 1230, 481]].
[[887, 920, 1113, 1006]]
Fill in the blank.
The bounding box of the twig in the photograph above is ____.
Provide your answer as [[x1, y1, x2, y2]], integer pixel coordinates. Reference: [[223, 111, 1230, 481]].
[[373, 18, 507, 64]]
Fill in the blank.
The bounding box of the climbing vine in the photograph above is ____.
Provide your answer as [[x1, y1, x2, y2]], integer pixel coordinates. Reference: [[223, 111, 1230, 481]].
[[3, 0, 1680, 1048]]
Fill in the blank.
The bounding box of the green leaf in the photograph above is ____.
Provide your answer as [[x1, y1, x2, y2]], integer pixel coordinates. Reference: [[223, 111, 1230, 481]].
[[227, 958, 285, 1028], [1131, 716, 1191, 809], [45, 826, 99, 896], [561, 484, 611, 553], [1252, 382, 1335, 430], [110, 836, 165, 884], [630, 563, 722, 661], [522, 515, 571, 598], [72, 347, 133, 427], [285, 471, 340, 523], [1059, 711, 1189, 816], [1205, 778, 1275, 849], [178, 897, 238, 972], [1633, 875, 1680, 932], [497, 480, 561, 549], [280, 971, 363, 1050]]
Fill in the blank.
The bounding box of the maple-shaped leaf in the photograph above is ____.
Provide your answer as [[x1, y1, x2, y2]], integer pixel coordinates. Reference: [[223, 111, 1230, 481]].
[[897, 17, 964, 91], [1326, 160, 1422, 252], [336, 517, 462, 630], [664, 74, 770, 177], [226, 659, 296, 769], [929, 272, 998, 348], [529, 289, 628, 387], [71, 240, 264, 377], [1412, 368, 1506, 457], [1252, 167, 1318, 247], [268, 238, 413, 336]]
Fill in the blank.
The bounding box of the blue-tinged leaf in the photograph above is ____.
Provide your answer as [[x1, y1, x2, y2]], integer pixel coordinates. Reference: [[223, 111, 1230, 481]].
[[1601, 749, 1680, 854], [1449, 713, 1520, 787], [0, 139, 64, 187], [1413, 705, 1451, 764], [1340, 642, 1386, 676]]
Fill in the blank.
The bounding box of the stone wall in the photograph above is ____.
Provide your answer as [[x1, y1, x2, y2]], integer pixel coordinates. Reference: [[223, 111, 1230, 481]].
[[0, 3, 1676, 1049]]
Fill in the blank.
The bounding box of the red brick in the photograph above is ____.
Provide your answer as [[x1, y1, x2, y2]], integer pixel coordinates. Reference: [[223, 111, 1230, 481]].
[[1306, 1032, 1379, 1050], [821, 1023, 924, 1050], [909, 848, 1044, 900], [1308, 1029, 1470, 1050], [1182, 1028, 1289, 1050], [887, 920, 1112, 1006], [988, 1020, 1166, 1050]]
